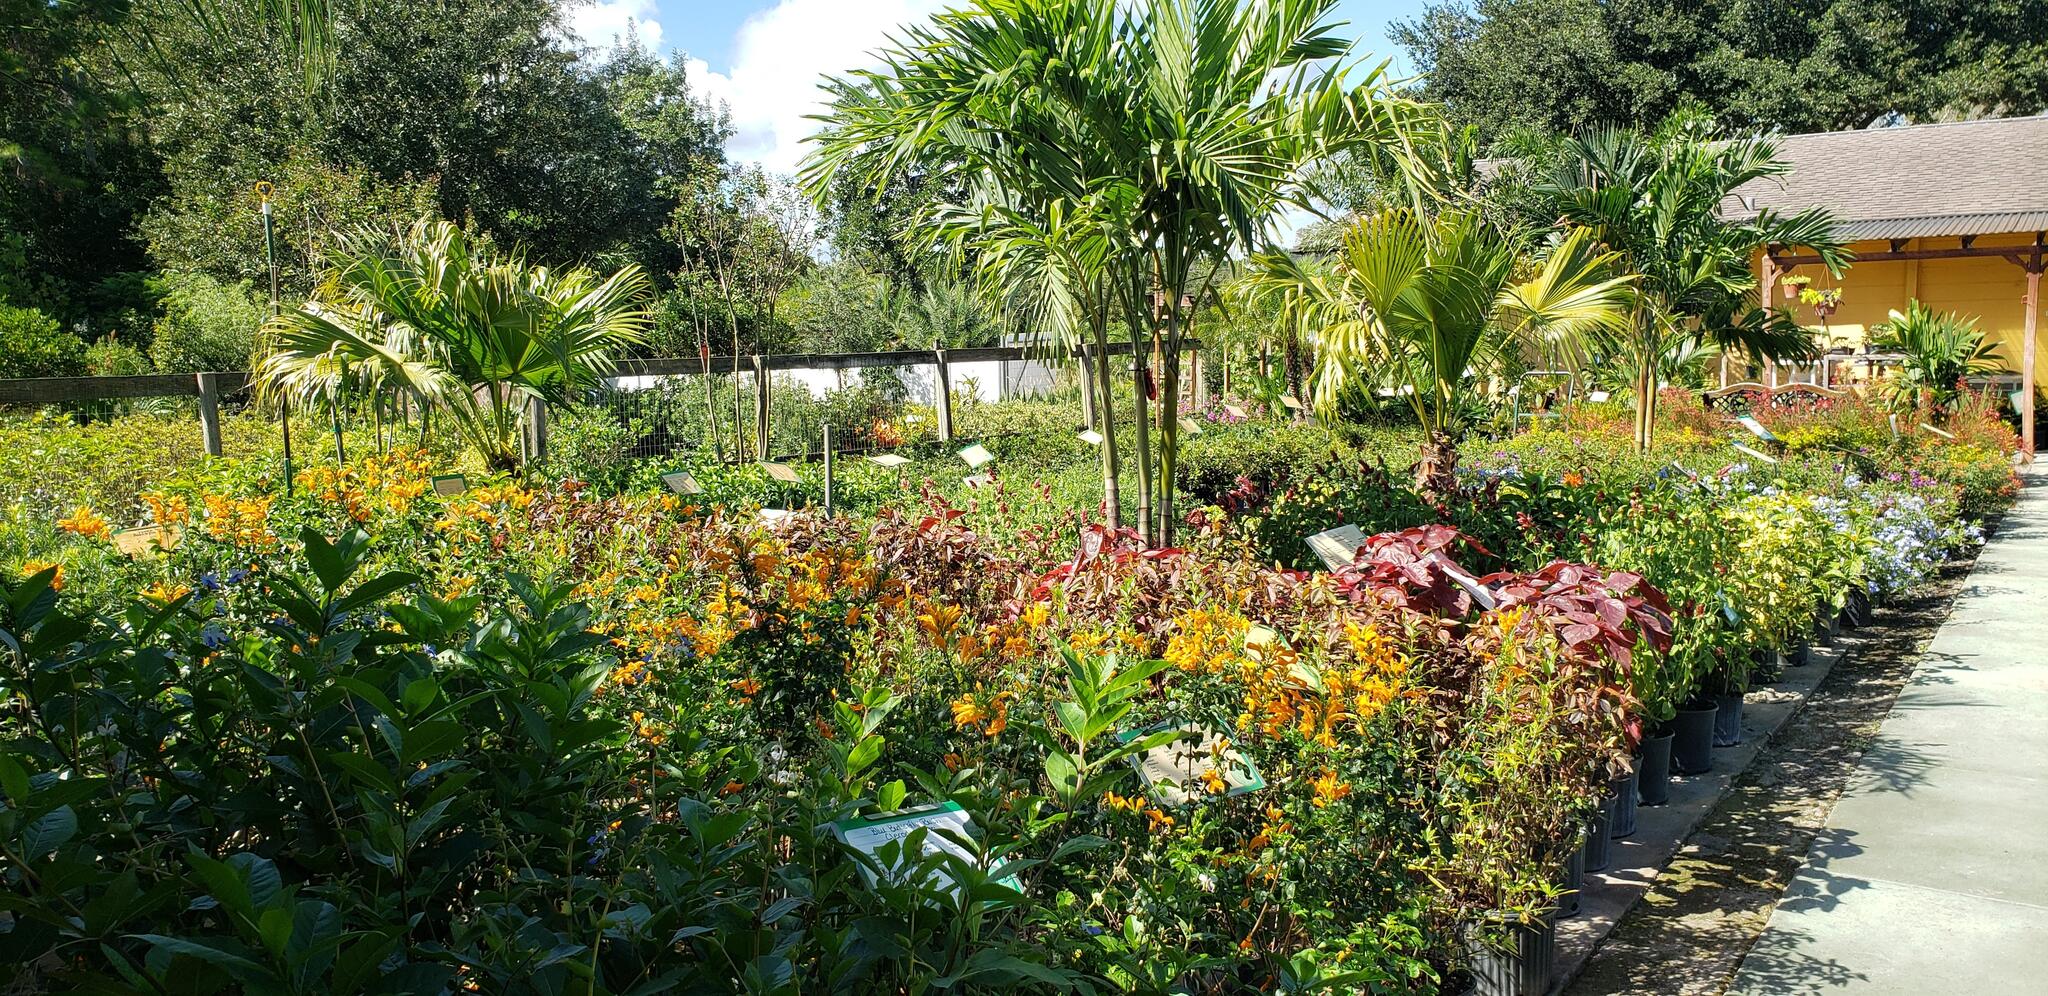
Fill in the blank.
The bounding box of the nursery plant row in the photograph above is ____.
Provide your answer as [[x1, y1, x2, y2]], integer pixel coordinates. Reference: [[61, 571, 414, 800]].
[[0, 387, 2021, 994]]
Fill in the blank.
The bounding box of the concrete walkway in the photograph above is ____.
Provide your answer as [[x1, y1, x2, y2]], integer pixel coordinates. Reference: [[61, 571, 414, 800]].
[[1728, 470, 2048, 995]]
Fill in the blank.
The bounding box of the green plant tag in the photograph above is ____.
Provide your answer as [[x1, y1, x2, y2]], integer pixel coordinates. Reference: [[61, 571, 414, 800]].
[[828, 801, 1020, 899], [1736, 416, 1780, 445], [431, 474, 467, 497], [758, 461, 801, 483], [958, 443, 995, 468], [1178, 417, 1203, 436], [660, 470, 702, 495], [1119, 724, 1265, 806], [867, 453, 911, 468]]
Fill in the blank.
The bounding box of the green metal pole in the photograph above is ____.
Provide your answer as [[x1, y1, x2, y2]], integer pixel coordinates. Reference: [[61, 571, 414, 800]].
[[262, 194, 294, 497]]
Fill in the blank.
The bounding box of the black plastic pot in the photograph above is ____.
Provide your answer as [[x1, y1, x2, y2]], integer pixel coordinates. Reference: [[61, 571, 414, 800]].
[[1583, 799, 1615, 872], [1842, 588, 1872, 629], [1779, 644, 1812, 668], [1815, 608, 1840, 643], [1465, 914, 1557, 996], [1610, 767, 1639, 837], [1713, 691, 1745, 747], [1558, 835, 1585, 918], [1637, 732, 1675, 806], [1671, 701, 1718, 775]]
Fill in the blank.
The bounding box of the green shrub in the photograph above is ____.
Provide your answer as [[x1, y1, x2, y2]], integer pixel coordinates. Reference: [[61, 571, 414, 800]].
[[147, 273, 264, 374], [84, 338, 153, 376], [0, 304, 86, 378]]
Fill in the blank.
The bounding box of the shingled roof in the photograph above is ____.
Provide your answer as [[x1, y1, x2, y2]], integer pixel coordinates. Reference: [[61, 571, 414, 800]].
[[1731, 115, 2048, 241]]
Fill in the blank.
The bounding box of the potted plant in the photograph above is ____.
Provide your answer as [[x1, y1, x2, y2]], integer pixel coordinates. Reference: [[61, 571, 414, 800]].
[[1780, 274, 1812, 300]]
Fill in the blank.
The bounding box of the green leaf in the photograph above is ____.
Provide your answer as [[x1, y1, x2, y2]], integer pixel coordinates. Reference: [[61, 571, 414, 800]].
[[22, 805, 76, 860]]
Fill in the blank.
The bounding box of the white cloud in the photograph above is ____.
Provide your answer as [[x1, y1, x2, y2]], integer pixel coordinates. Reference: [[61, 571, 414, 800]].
[[692, 0, 951, 176], [566, 0, 665, 52]]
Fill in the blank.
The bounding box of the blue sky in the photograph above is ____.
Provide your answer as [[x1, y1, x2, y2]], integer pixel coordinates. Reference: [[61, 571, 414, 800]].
[[566, 0, 1432, 172]]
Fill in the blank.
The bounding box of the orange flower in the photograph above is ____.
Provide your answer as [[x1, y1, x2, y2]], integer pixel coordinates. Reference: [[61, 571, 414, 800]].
[[1309, 769, 1351, 808], [916, 602, 964, 646], [729, 677, 762, 701], [1102, 791, 1146, 814], [1145, 807, 1176, 832], [57, 506, 111, 541], [20, 559, 63, 589], [1562, 471, 1585, 487]]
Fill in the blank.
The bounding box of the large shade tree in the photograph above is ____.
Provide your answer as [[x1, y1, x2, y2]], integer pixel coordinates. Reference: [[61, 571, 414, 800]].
[[257, 219, 650, 471], [1535, 116, 1850, 451], [805, 0, 1419, 544]]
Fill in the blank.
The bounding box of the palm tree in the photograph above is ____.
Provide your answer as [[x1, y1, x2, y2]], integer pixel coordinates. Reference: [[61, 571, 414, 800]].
[[1538, 115, 1851, 451], [1241, 211, 1634, 495], [805, 0, 1418, 544], [1871, 300, 2005, 414], [257, 219, 650, 471]]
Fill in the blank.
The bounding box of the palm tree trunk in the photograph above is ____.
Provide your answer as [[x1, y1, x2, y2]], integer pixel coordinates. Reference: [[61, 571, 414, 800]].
[[1127, 320, 1155, 546], [1158, 349, 1181, 546], [1090, 324, 1122, 530]]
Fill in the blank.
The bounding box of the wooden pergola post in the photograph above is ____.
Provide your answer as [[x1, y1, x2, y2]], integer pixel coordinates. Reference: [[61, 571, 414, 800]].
[[2026, 259, 2041, 458], [1759, 254, 1781, 389]]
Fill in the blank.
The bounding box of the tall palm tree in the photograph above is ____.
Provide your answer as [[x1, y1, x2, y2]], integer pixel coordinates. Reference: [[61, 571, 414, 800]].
[[1241, 211, 1634, 495], [805, 0, 1418, 544], [257, 219, 650, 471], [1537, 116, 1851, 451]]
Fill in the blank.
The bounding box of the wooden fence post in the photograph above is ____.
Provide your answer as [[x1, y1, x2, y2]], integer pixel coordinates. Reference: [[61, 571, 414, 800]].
[[196, 372, 222, 456], [752, 354, 770, 460], [933, 348, 955, 443], [822, 423, 835, 517]]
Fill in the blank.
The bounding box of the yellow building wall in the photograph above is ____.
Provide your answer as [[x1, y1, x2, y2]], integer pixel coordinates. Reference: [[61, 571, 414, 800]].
[[1772, 234, 2045, 388]]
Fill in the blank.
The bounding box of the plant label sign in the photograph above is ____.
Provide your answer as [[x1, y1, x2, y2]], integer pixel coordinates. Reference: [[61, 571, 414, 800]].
[[1304, 524, 1369, 572], [759, 461, 802, 484], [660, 471, 703, 495], [1178, 417, 1204, 436], [1077, 429, 1105, 446], [1279, 395, 1304, 410], [1588, 390, 1612, 403], [1732, 442, 1779, 465], [829, 801, 1018, 900], [1736, 416, 1780, 445], [867, 453, 911, 468], [1222, 404, 1249, 419], [1919, 422, 1955, 440], [112, 525, 181, 559], [958, 443, 995, 469], [431, 474, 468, 497], [1122, 724, 1266, 807], [756, 508, 794, 526]]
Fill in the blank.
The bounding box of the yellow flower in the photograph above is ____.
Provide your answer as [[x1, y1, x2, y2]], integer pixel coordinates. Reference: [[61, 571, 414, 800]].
[[20, 559, 63, 589], [1020, 601, 1050, 629], [57, 506, 111, 542], [1102, 791, 1146, 814], [140, 493, 190, 527], [1145, 807, 1176, 832], [140, 581, 191, 604]]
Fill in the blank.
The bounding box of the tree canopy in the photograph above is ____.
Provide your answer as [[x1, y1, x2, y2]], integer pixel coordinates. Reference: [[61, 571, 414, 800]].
[[1393, 0, 2048, 144]]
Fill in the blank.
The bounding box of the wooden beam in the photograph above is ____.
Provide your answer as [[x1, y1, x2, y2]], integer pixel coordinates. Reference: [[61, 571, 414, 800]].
[[1772, 244, 2045, 267], [2027, 266, 2041, 458]]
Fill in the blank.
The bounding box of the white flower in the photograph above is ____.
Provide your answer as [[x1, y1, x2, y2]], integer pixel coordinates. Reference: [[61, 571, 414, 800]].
[[1196, 872, 1217, 893]]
